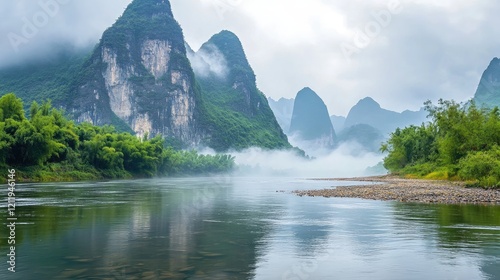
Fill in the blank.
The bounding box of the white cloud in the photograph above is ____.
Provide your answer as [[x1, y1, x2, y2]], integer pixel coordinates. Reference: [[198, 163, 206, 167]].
[[0, 0, 130, 67], [2, 0, 500, 116], [187, 43, 229, 79], [172, 0, 500, 115], [230, 145, 384, 178]]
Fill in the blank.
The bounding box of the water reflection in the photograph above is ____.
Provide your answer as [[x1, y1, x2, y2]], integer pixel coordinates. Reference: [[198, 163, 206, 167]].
[[0, 177, 499, 279], [392, 203, 500, 279], [0, 178, 271, 279]]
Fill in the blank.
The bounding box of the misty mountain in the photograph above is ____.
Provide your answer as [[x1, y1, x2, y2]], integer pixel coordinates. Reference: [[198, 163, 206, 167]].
[[188, 30, 290, 151], [289, 87, 336, 148], [0, 0, 291, 151], [337, 124, 384, 153], [69, 0, 203, 143], [474, 57, 500, 108], [343, 97, 427, 136], [330, 115, 346, 134], [267, 97, 294, 133]]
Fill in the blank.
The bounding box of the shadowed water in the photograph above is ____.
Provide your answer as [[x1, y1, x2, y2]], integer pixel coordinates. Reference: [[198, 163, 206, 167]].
[[1, 177, 499, 279]]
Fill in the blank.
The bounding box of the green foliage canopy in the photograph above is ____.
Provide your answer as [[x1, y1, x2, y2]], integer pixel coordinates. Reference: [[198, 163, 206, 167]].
[[0, 93, 235, 181], [381, 99, 500, 188]]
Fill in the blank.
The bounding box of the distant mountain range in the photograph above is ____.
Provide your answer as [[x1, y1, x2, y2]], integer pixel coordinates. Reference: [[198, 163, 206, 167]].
[[1, 0, 498, 154], [344, 97, 427, 136], [268, 54, 500, 152], [269, 95, 428, 152]]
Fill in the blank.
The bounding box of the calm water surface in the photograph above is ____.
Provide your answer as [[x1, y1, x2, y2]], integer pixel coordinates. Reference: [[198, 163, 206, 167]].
[[1, 177, 499, 279]]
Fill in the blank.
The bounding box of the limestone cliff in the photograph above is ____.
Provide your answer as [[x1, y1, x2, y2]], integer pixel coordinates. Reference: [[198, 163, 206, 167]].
[[70, 0, 202, 145], [3, 0, 292, 151]]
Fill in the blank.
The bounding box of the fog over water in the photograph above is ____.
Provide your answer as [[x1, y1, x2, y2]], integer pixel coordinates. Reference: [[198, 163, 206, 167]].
[[226, 144, 384, 178]]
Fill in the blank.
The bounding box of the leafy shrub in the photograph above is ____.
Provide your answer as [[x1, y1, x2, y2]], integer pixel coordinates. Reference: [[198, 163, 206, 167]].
[[0, 94, 235, 182], [381, 99, 500, 188], [458, 147, 500, 188]]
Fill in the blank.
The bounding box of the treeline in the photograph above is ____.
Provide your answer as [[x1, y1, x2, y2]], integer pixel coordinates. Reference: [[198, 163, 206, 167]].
[[0, 93, 234, 181], [381, 99, 500, 188]]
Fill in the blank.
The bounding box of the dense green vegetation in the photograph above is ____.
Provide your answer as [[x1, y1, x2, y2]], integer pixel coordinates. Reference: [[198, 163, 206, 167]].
[[0, 93, 234, 182], [0, 51, 88, 110], [201, 80, 291, 151], [197, 30, 291, 151], [381, 99, 500, 188]]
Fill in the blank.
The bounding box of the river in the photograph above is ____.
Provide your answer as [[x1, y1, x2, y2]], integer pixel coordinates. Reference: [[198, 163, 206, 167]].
[[1, 177, 499, 279]]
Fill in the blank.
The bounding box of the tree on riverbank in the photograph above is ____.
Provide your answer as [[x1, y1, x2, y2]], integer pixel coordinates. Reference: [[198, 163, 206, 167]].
[[381, 99, 500, 188], [0, 93, 235, 181]]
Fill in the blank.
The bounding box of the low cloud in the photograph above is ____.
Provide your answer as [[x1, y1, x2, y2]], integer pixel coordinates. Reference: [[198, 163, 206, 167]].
[[228, 144, 385, 178], [187, 43, 229, 79], [0, 0, 130, 68]]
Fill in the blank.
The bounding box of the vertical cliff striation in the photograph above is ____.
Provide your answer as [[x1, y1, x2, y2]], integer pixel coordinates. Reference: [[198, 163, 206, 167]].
[[3, 0, 292, 151], [70, 0, 202, 145]]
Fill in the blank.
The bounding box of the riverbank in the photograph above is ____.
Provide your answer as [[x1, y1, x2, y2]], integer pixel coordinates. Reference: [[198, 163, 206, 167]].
[[294, 175, 500, 204]]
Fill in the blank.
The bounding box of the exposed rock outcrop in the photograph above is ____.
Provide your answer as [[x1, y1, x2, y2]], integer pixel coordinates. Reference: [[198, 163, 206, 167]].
[[70, 0, 202, 145]]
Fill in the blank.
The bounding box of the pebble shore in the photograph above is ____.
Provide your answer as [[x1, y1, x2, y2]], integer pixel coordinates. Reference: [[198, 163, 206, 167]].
[[294, 176, 500, 204]]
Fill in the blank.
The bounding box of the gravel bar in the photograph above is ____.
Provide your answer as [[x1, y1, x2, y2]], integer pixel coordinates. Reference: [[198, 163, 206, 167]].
[[294, 175, 500, 204]]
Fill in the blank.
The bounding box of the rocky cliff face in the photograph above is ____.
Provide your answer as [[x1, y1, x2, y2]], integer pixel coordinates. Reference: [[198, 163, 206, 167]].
[[474, 57, 500, 108], [2, 0, 292, 151], [70, 0, 202, 145], [289, 87, 336, 148]]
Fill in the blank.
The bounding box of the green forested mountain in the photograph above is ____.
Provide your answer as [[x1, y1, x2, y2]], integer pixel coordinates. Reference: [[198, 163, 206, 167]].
[[0, 50, 88, 110], [69, 0, 203, 143], [474, 57, 500, 108], [190, 30, 290, 151], [0, 0, 292, 152]]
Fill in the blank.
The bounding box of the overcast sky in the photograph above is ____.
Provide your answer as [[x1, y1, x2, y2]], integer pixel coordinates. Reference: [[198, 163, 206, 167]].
[[1, 0, 500, 115]]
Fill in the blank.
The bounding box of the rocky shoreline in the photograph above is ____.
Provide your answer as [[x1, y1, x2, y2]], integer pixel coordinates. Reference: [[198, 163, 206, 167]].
[[294, 175, 500, 204]]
